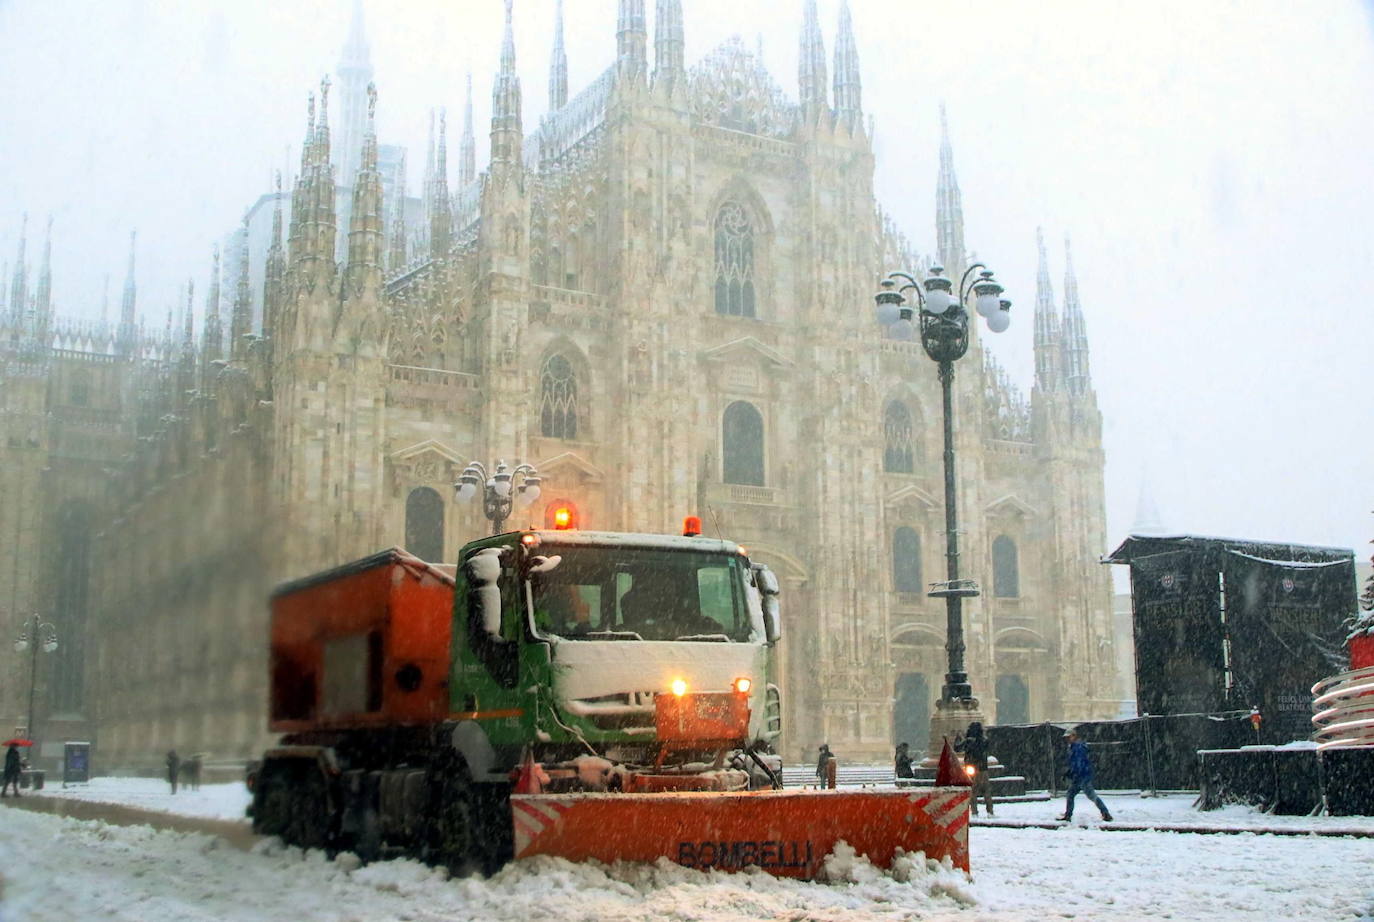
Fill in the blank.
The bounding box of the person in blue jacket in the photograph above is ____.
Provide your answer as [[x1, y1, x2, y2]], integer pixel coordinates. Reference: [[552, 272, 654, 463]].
[[1057, 728, 1113, 822]]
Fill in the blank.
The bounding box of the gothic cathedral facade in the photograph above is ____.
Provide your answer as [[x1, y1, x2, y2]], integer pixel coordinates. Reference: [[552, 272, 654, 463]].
[[0, 0, 1117, 771]]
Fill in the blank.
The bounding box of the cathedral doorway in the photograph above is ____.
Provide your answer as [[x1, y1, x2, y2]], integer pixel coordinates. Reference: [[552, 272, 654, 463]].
[[996, 674, 1030, 725], [893, 672, 929, 754]]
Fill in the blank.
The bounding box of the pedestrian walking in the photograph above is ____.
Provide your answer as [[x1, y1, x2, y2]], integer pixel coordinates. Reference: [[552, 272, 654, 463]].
[[894, 742, 915, 779], [955, 722, 995, 816], [1, 743, 22, 797], [1056, 728, 1112, 822], [166, 749, 181, 794], [815, 744, 833, 780]]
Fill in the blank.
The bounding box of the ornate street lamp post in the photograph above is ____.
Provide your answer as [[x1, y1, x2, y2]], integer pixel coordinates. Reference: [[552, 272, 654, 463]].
[[13, 612, 59, 741], [875, 264, 1011, 757], [454, 460, 542, 535]]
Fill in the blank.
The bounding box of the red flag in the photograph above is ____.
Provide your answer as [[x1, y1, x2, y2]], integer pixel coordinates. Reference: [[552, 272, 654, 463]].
[[934, 739, 971, 786]]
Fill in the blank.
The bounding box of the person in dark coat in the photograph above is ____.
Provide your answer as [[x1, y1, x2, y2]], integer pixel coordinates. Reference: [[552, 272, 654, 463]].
[[955, 722, 995, 816], [165, 749, 181, 794], [815, 744, 833, 780], [1, 743, 22, 797], [894, 742, 915, 779], [1057, 728, 1112, 821]]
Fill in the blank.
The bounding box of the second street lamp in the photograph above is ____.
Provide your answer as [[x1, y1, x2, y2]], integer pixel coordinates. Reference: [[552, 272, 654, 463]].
[[13, 612, 59, 742], [875, 263, 1011, 758], [454, 460, 542, 535]]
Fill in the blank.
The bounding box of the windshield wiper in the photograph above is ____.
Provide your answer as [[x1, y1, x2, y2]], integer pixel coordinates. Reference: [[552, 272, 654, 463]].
[[673, 633, 731, 642], [582, 630, 644, 641]]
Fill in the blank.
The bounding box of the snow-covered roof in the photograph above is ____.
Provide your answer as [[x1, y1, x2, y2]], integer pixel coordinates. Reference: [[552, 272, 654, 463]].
[[526, 529, 742, 556]]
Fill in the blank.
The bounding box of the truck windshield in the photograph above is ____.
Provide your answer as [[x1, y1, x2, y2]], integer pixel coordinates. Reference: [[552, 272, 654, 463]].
[[530, 546, 752, 642]]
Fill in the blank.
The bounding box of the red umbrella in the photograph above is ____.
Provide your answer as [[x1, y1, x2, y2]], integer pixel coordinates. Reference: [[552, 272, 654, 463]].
[[1, 739, 33, 747]]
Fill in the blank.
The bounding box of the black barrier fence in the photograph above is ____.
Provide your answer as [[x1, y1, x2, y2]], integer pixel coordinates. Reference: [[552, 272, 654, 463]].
[[1197, 747, 1323, 814], [1197, 747, 1374, 816], [987, 712, 1255, 792]]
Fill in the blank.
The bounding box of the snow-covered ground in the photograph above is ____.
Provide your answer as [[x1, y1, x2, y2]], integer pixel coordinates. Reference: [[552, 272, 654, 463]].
[[36, 775, 1374, 834], [30, 775, 252, 821], [2, 780, 1373, 921]]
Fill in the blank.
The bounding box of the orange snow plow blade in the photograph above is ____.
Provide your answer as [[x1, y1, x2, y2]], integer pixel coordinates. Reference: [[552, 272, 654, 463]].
[[511, 786, 969, 879]]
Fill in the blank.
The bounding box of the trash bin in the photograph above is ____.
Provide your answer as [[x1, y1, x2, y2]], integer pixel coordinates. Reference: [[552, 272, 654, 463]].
[[20, 769, 44, 790]]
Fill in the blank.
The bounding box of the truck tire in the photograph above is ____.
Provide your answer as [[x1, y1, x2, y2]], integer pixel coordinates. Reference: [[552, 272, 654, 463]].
[[251, 763, 292, 839], [427, 753, 482, 876], [286, 768, 334, 852], [254, 759, 336, 852]]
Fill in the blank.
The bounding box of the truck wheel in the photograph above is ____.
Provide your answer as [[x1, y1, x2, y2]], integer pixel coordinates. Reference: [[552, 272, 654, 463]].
[[252, 765, 291, 839], [428, 757, 479, 876], [287, 769, 334, 852]]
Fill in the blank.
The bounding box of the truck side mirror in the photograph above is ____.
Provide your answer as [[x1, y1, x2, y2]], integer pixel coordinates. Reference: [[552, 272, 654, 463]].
[[527, 555, 562, 575], [753, 564, 781, 644], [464, 546, 506, 638]]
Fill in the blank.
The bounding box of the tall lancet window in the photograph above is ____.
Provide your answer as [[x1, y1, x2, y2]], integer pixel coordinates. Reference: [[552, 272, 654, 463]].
[[722, 400, 765, 486], [883, 400, 915, 473], [992, 535, 1020, 598], [405, 487, 445, 563], [713, 202, 756, 318], [540, 354, 579, 439]]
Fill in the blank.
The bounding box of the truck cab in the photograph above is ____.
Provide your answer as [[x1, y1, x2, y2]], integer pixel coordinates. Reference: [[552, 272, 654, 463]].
[[453, 529, 782, 781]]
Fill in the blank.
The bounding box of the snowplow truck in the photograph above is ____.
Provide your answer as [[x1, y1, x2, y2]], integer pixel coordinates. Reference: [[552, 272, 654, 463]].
[[249, 529, 970, 878]]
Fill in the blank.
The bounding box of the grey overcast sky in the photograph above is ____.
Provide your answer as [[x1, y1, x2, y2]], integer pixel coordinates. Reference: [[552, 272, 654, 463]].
[[2, 0, 1372, 575]]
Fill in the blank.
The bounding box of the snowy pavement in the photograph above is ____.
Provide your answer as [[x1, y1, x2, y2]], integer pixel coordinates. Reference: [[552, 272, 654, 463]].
[[1, 780, 1372, 920]]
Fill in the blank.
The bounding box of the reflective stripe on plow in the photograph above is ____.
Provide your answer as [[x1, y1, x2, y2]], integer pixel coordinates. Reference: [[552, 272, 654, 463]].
[[511, 798, 570, 858], [928, 792, 967, 830], [907, 791, 968, 837]]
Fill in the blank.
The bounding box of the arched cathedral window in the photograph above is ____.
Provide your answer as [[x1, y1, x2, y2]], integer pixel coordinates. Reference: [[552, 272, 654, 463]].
[[540, 354, 579, 440], [883, 400, 915, 474], [722, 400, 765, 486], [992, 535, 1020, 598], [892, 526, 922, 594], [405, 487, 445, 563], [714, 202, 756, 318]]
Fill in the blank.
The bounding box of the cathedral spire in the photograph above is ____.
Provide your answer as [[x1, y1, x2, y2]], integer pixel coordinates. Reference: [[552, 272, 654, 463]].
[[425, 107, 436, 192], [263, 171, 285, 366], [178, 278, 197, 400], [653, 0, 685, 90], [389, 149, 408, 271], [1033, 227, 1062, 394], [430, 109, 452, 256], [490, 0, 524, 167], [289, 92, 315, 263], [118, 229, 137, 355], [100, 273, 109, 327], [231, 219, 252, 360], [34, 215, 53, 338], [316, 75, 332, 166], [335, 0, 374, 189], [9, 213, 27, 327], [617, 0, 647, 77], [202, 245, 223, 379], [1061, 234, 1092, 396], [182, 278, 195, 349], [798, 0, 828, 116], [549, 0, 568, 110], [460, 74, 476, 186], [301, 77, 337, 269], [832, 0, 862, 131], [347, 83, 385, 294], [935, 104, 965, 274]]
